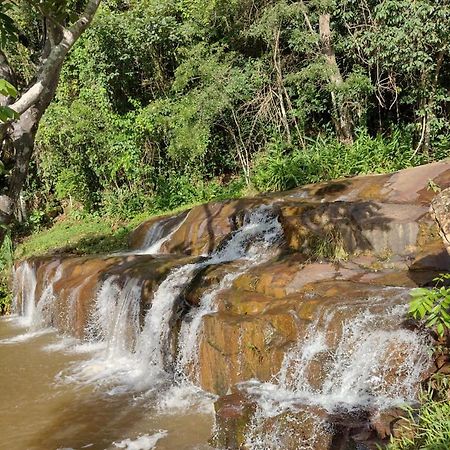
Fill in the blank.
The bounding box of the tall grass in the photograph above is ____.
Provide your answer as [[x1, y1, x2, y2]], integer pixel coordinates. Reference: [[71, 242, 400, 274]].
[[385, 376, 450, 450], [251, 129, 428, 192]]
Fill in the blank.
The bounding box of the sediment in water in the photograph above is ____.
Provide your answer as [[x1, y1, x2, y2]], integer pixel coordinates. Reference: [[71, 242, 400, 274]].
[[12, 161, 450, 449]]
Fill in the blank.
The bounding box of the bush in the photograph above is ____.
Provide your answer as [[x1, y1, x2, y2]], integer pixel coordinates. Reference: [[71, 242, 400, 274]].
[[409, 274, 450, 337], [251, 129, 427, 192], [386, 276, 450, 449]]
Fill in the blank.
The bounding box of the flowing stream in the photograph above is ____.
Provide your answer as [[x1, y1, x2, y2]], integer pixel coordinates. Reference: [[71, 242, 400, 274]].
[[3, 204, 433, 449], [0, 317, 213, 450]]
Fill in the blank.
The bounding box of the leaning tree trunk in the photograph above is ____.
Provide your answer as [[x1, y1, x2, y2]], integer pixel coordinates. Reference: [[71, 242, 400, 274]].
[[0, 51, 17, 243], [318, 13, 353, 144], [0, 84, 60, 244], [0, 0, 101, 247]]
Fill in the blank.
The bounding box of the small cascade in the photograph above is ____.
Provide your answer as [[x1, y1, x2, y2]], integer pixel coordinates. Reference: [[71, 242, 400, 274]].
[[32, 263, 64, 330], [175, 206, 283, 382], [175, 269, 248, 382], [12, 261, 37, 325], [2, 260, 65, 344], [12, 260, 63, 330], [88, 276, 142, 359], [242, 290, 432, 449], [138, 211, 188, 255], [68, 205, 283, 392]]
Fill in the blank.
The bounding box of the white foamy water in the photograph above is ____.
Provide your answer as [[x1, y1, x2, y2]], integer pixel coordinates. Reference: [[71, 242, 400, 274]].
[[156, 384, 215, 414], [175, 206, 283, 383], [12, 261, 38, 326], [138, 211, 188, 255], [9, 260, 63, 341], [242, 290, 432, 448], [0, 328, 55, 344], [60, 206, 282, 395], [244, 408, 331, 450], [113, 431, 168, 450]]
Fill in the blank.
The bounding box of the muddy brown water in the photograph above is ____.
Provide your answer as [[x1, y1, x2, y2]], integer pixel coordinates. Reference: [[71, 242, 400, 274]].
[[0, 318, 214, 450]]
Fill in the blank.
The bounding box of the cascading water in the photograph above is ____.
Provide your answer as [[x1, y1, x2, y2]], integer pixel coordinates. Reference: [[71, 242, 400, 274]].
[[6, 163, 448, 450], [175, 207, 283, 382], [88, 276, 142, 358], [65, 205, 283, 394], [137, 211, 189, 255], [241, 290, 432, 449], [8, 260, 62, 336], [12, 261, 37, 325]]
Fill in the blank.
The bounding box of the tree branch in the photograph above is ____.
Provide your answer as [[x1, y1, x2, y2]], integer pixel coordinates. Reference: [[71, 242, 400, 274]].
[[11, 0, 101, 114]]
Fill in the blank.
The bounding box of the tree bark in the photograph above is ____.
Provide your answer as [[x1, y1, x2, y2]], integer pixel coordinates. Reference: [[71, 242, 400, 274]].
[[0, 0, 101, 246], [318, 13, 353, 144], [431, 187, 450, 257]]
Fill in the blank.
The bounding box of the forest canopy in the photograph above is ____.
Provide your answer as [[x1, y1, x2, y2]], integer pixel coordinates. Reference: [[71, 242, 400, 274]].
[[4, 0, 450, 220]]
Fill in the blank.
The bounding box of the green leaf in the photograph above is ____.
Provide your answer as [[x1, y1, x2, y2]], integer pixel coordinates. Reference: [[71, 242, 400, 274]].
[[0, 79, 17, 98], [410, 288, 430, 298], [0, 105, 19, 122]]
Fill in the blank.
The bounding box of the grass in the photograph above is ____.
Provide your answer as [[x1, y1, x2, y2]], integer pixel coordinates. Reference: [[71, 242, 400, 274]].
[[13, 199, 210, 261], [14, 215, 130, 260], [305, 229, 349, 262], [385, 375, 450, 450], [251, 129, 430, 193]]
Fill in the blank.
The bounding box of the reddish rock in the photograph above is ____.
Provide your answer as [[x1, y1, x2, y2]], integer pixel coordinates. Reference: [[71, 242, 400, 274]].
[[212, 391, 257, 449], [13, 161, 450, 449]]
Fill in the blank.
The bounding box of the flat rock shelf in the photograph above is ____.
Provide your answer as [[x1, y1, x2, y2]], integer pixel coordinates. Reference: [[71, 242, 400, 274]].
[[7, 161, 450, 449]]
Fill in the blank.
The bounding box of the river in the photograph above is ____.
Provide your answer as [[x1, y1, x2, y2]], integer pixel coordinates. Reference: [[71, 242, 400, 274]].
[[0, 317, 214, 450]]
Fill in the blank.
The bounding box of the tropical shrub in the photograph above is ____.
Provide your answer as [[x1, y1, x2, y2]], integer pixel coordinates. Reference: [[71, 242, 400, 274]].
[[409, 274, 450, 337]]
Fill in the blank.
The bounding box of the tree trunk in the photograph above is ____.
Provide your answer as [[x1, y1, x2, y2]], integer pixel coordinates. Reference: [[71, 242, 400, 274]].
[[0, 0, 101, 248], [0, 93, 58, 241], [318, 13, 353, 144], [431, 187, 450, 257]]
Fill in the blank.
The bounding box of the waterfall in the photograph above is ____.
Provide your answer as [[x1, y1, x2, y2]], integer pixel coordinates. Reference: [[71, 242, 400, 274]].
[[11, 260, 63, 330], [242, 290, 432, 448], [175, 206, 283, 382], [32, 263, 64, 330], [138, 211, 188, 255], [87, 276, 142, 359], [66, 205, 283, 393], [12, 261, 37, 325], [2, 260, 64, 344]]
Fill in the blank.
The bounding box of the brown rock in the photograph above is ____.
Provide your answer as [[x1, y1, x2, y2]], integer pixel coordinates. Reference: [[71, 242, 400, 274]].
[[212, 391, 257, 449]]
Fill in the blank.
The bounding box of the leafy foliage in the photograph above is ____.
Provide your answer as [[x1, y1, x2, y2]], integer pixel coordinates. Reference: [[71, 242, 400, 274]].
[[409, 274, 450, 337], [252, 129, 424, 192], [0, 79, 19, 122], [0, 230, 13, 313], [19, 0, 447, 222]]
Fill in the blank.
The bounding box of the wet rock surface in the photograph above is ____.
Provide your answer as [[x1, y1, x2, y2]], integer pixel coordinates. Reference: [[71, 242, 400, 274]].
[[13, 161, 450, 449]]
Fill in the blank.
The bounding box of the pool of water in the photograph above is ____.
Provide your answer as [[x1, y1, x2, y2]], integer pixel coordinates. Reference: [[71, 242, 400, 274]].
[[0, 318, 214, 450]]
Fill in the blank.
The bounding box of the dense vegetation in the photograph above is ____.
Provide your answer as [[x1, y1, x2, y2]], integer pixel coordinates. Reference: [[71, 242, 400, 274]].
[[7, 0, 448, 223], [0, 0, 449, 312]]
